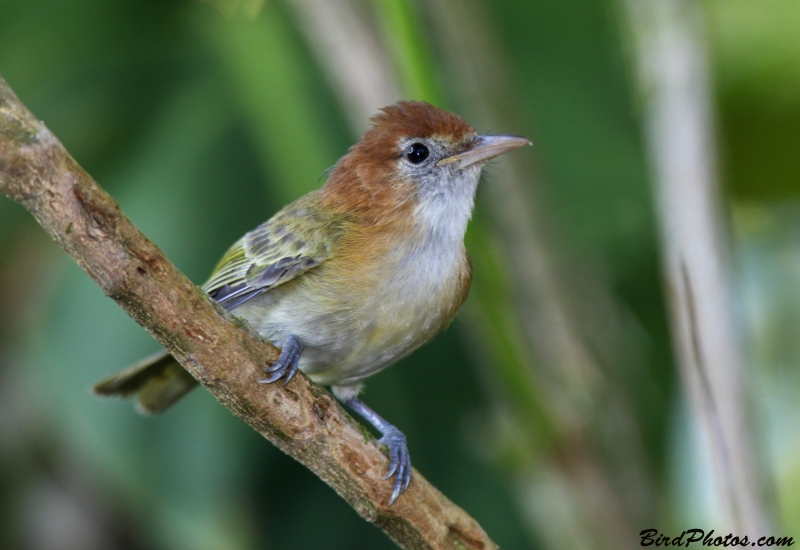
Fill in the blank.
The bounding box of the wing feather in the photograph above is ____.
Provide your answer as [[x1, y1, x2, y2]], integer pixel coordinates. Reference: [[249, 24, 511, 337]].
[[202, 192, 346, 310]]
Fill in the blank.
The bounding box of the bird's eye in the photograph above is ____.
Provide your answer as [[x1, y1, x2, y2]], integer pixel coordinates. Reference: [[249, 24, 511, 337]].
[[404, 143, 430, 164]]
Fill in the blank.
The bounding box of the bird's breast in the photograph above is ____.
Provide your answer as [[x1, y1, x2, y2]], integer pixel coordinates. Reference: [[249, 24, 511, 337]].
[[323, 232, 471, 383], [237, 221, 472, 387]]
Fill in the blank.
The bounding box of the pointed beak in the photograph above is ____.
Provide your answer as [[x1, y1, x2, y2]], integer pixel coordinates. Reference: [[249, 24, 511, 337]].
[[438, 134, 531, 170]]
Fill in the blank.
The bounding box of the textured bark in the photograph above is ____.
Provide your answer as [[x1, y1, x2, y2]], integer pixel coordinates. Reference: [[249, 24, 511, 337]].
[[0, 74, 497, 550]]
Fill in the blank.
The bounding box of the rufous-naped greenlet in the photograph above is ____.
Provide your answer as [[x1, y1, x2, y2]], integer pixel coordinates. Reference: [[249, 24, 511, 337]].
[[94, 101, 530, 504]]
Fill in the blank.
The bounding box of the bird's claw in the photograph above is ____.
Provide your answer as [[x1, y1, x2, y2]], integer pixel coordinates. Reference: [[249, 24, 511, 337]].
[[338, 396, 411, 505], [379, 428, 411, 505], [258, 335, 302, 386]]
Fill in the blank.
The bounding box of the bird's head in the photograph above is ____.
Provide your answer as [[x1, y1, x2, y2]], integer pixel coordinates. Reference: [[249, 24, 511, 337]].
[[323, 101, 530, 234]]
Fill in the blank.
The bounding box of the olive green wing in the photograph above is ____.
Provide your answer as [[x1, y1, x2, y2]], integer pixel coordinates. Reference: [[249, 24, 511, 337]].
[[202, 193, 346, 310]]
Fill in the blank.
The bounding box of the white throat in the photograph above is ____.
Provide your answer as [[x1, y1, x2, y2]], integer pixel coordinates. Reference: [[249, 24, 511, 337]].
[[412, 165, 481, 247]]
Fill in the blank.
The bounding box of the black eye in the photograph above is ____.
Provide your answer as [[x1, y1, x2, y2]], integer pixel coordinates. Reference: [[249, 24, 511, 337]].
[[405, 142, 429, 164]]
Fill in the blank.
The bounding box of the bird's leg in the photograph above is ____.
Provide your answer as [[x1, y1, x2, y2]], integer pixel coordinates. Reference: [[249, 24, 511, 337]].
[[258, 335, 303, 386], [342, 396, 411, 505]]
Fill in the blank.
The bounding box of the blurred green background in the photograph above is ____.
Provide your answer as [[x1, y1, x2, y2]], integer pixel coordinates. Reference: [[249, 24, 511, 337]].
[[0, 0, 797, 548]]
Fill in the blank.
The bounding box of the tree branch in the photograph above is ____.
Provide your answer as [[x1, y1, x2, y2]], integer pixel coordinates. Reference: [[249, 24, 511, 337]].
[[0, 74, 497, 550]]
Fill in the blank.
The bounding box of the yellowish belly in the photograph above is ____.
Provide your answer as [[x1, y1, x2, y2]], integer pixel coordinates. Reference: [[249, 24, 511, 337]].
[[234, 243, 471, 388]]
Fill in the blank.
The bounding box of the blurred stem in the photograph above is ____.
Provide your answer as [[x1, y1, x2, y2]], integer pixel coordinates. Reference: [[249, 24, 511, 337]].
[[373, 0, 442, 104], [197, 4, 337, 203], [621, 0, 774, 535], [284, 0, 399, 130]]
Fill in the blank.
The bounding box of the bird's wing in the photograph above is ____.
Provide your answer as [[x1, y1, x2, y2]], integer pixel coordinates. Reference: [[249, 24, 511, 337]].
[[202, 192, 346, 310]]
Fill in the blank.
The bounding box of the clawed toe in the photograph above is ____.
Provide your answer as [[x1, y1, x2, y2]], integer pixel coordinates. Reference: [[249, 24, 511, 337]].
[[341, 396, 413, 506], [258, 335, 302, 386], [281, 359, 299, 386], [263, 360, 284, 373], [380, 431, 412, 505], [258, 370, 285, 385]]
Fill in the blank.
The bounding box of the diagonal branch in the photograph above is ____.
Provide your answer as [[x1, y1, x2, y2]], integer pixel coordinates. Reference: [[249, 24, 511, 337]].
[[0, 73, 497, 550]]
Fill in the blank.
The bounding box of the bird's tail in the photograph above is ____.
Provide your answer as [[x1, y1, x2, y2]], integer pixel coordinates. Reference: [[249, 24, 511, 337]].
[[93, 350, 198, 414]]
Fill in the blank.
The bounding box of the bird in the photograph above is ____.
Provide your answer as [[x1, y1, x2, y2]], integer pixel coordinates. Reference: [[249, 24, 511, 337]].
[[93, 100, 530, 505]]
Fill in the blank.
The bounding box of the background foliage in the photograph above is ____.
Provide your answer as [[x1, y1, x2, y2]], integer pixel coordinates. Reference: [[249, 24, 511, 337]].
[[0, 0, 797, 548]]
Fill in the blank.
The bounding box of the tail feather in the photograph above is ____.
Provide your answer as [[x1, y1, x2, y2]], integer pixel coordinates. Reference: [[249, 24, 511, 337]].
[[93, 350, 198, 414]]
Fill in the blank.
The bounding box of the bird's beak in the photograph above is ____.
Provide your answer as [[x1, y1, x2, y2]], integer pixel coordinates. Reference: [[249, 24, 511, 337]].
[[438, 134, 532, 170]]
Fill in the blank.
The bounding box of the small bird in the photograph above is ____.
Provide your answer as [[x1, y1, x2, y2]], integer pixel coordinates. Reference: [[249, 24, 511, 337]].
[[94, 101, 530, 504]]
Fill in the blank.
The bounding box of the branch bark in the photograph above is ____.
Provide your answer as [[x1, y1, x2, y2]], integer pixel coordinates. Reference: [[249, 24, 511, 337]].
[[0, 74, 497, 550]]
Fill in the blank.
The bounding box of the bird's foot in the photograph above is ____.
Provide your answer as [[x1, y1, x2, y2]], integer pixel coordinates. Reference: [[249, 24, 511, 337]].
[[337, 394, 412, 506], [379, 427, 411, 506], [258, 335, 302, 386]]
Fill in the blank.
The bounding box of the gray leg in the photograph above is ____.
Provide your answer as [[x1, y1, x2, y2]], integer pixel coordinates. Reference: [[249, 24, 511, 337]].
[[343, 396, 411, 505], [258, 335, 302, 386]]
